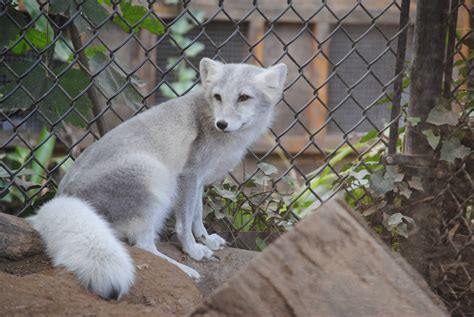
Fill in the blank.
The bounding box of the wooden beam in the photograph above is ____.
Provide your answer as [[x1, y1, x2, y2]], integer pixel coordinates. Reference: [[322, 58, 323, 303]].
[[457, 0, 472, 92], [247, 20, 265, 65], [310, 23, 331, 141]]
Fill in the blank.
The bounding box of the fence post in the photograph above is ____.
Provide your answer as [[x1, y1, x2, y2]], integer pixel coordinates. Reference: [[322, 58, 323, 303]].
[[405, 0, 449, 155], [400, 0, 450, 274]]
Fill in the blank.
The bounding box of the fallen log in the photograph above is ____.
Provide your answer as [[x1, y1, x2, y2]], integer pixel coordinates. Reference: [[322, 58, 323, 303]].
[[192, 198, 448, 317]]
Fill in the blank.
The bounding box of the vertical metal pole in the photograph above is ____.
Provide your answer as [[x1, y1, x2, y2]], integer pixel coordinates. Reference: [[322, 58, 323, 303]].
[[387, 0, 411, 155]]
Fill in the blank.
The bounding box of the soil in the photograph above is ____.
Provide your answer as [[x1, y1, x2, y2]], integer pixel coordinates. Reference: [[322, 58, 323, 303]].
[[0, 243, 257, 316]]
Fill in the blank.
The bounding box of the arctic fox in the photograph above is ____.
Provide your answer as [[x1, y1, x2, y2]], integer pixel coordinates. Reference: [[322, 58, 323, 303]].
[[28, 58, 287, 300]]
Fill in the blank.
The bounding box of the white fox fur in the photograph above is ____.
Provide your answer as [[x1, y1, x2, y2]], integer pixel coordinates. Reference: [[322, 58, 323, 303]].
[[28, 59, 287, 300], [28, 197, 135, 300]]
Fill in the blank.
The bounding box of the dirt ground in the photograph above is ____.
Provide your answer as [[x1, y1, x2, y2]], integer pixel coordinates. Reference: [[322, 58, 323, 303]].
[[0, 244, 256, 316]]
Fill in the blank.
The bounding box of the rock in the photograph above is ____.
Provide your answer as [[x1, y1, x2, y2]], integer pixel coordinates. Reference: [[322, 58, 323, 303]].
[[192, 198, 448, 317], [0, 213, 258, 316], [0, 247, 202, 316], [0, 213, 43, 261], [157, 242, 256, 296]]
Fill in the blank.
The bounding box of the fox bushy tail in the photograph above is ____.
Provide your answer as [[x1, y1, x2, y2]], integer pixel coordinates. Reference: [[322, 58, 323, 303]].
[[28, 196, 135, 300]]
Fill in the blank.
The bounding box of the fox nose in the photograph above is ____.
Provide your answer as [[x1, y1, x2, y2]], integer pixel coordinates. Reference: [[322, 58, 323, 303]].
[[216, 120, 228, 130]]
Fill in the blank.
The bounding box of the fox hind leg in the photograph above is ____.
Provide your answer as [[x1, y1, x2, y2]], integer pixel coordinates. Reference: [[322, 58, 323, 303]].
[[126, 212, 201, 281]]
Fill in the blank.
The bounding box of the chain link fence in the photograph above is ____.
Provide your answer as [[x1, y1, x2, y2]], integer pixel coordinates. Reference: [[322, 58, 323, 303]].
[[0, 0, 472, 314]]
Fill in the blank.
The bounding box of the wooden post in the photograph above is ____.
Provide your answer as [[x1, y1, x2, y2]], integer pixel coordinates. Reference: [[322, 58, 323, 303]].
[[400, 0, 450, 275], [404, 0, 449, 156], [248, 20, 265, 65], [310, 22, 331, 141]]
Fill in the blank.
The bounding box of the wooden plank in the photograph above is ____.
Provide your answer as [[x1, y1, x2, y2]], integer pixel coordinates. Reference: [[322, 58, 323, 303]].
[[251, 133, 367, 155], [192, 198, 447, 317], [456, 0, 472, 92], [152, 1, 409, 24], [310, 22, 331, 141], [247, 20, 265, 65]]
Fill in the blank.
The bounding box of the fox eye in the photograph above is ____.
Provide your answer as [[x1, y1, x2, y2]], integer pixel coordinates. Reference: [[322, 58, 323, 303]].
[[213, 94, 222, 101], [238, 94, 251, 102]]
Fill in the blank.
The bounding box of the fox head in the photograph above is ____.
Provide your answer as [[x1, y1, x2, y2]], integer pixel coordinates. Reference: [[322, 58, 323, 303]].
[[200, 58, 287, 133]]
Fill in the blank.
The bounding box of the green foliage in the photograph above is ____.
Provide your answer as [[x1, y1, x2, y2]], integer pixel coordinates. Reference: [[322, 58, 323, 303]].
[[255, 237, 268, 251], [406, 116, 420, 126], [88, 51, 144, 111], [113, 1, 164, 35], [0, 4, 27, 49], [439, 137, 471, 163], [160, 10, 205, 98], [0, 0, 163, 213], [426, 103, 459, 126], [0, 0, 165, 126], [343, 53, 473, 241], [0, 61, 93, 127], [204, 171, 296, 235], [422, 129, 440, 150], [386, 212, 415, 238], [29, 128, 56, 186], [0, 128, 73, 212], [7, 0, 72, 60], [292, 134, 381, 218]]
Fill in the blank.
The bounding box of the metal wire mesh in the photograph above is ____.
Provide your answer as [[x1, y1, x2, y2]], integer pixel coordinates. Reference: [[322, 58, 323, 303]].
[[0, 0, 472, 314]]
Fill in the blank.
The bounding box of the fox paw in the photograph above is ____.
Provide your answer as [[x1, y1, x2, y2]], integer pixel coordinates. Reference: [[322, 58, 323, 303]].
[[202, 233, 227, 251], [184, 243, 214, 261], [177, 263, 201, 281]]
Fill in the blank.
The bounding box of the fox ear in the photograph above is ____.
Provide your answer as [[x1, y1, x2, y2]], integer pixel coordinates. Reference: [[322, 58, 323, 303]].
[[254, 63, 287, 102], [200, 58, 223, 89]]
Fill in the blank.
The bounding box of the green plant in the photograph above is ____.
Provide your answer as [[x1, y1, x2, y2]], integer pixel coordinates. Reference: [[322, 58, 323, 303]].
[[204, 163, 296, 236], [0, 127, 73, 214], [0, 0, 165, 127], [159, 9, 205, 98], [0, 0, 165, 213], [291, 133, 386, 218]]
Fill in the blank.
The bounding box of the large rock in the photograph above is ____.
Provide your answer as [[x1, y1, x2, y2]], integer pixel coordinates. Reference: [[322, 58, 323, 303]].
[[0, 213, 257, 316], [192, 198, 448, 317], [0, 213, 43, 261], [157, 242, 256, 296], [0, 247, 202, 316]]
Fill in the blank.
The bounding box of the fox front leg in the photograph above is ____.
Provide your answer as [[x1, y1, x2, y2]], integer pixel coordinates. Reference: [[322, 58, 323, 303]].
[[192, 186, 227, 251], [175, 175, 214, 261]]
